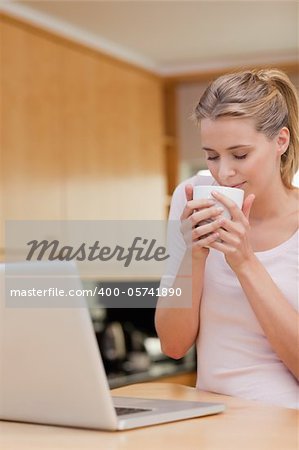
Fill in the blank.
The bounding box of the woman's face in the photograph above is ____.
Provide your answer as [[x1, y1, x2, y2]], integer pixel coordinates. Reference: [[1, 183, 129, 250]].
[[200, 117, 288, 197]]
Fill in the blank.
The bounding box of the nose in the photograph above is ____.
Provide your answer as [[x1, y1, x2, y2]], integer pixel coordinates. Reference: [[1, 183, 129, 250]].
[[218, 159, 236, 183]]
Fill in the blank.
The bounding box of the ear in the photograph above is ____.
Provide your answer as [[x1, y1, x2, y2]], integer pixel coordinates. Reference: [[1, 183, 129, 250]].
[[276, 127, 290, 156]]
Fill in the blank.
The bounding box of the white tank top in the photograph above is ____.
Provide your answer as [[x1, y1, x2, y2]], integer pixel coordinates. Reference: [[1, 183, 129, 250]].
[[163, 173, 299, 409], [197, 231, 299, 409]]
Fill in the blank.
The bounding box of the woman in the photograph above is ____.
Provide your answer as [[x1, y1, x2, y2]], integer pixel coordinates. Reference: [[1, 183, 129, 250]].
[[155, 69, 299, 409]]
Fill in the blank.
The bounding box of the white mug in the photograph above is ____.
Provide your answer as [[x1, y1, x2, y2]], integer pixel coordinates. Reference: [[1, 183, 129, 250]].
[[193, 185, 244, 219]]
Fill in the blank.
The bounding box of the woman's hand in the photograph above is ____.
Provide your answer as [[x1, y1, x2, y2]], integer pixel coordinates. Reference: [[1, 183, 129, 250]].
[[180, 184, 225, 259], [208, 190, 256, 271]]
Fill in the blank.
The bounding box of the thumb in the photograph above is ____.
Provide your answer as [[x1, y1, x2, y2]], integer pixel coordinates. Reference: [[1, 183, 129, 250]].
[[185, 184, 193, 202], [242, 194, 255, 220]]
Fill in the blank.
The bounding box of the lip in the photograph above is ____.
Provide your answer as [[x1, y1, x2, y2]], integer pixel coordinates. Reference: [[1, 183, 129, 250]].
[[230, 182, 246, 188]]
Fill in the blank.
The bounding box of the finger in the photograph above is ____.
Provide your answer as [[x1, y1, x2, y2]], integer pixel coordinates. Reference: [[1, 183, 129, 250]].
[[193, 231, 220, 249], [180, 204, 194, 221], [190, 206, 224, 226], [180, 205, 193, 221], [192, 217, 223, 240], [181, 209, 216, 239], [211, 191, 246, 224], [242, 194, 255, 220], [187, 198, 216, 211], [211, 190, 242, 221], [180, 185, 195, 222], [185, 184, 193, 202], [216, 227, 241, 247], [208, 240, 234, 253], [180, 199, 217, 221], [217, 217, 246, 236]]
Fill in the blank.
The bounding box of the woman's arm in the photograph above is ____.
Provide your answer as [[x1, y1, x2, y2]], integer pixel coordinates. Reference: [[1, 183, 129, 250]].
[[209, 190, 299, 381], [155, 184, 224, 359], [155, 250, 206, 359], [235, 256, 299, 381]]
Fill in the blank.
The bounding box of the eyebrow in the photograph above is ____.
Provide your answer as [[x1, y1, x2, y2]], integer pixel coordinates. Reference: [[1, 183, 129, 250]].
[[202, 145, 252, 152]]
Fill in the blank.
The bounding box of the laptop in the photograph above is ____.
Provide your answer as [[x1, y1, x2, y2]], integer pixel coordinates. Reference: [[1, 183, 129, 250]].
[[0, 262, 225, 430]]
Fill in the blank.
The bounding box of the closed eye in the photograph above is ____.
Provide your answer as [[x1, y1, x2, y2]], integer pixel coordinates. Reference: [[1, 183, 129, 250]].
[[207, 154, 247, 161], [235, 154, 247, 159]]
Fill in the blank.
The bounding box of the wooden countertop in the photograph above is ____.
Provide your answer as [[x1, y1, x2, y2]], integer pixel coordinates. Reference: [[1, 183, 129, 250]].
[[0, 383, 298, 450]]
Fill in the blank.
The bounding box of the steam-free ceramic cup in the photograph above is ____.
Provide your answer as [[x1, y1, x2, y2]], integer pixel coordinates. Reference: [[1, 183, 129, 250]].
[[193, 185, 244, 220]]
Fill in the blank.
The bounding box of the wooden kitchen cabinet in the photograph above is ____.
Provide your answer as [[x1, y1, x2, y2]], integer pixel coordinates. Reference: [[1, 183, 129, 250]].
[[1, 17, 65, 258], [0, 15, 166, 257]]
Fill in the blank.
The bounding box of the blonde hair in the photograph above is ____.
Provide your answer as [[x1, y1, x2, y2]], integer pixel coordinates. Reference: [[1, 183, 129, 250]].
[[194, 69, 299, 189]]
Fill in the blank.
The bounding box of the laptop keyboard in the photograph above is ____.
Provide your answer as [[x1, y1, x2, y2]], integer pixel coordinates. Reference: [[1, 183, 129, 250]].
[[115, 406, 152, 416]]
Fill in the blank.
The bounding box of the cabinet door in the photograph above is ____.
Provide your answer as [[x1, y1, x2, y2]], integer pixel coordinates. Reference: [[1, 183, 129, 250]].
[[1, 20, 65, 256], [1, 16, 166, 259], [61, 51, 165, 221]]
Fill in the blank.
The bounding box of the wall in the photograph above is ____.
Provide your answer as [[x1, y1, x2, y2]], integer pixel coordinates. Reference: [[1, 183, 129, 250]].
[[0, 15, 166, 256]]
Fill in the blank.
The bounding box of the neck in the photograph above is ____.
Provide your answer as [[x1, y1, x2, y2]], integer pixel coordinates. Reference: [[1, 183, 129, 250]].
[[249, 179, 295, 223]]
